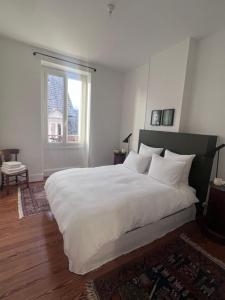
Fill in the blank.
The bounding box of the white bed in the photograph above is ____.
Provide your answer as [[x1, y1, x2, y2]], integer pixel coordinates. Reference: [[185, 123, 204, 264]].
[[81, 204, 196, 273], [45, 164, 198, 274]]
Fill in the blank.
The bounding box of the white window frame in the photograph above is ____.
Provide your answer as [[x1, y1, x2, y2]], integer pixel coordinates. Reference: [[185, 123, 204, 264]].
[[42, 66, 88, 148]]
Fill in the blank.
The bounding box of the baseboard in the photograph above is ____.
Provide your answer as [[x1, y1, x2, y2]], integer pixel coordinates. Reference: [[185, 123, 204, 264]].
[[29, 173, 44, 182]]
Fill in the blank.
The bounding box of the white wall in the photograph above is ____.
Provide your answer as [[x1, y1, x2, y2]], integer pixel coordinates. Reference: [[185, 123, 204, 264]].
[[120, 64, 149, 151], [120, 32, 225, 180], [89, 65, 123, 166], [145, 39, 191, 131], [0, 36, 123, 180], [120, 39, 192, 150], [43, 147, 89, 175], [0, 36, 43, 181], [181, 30, 225, 179], [179, 39, 197, 130]]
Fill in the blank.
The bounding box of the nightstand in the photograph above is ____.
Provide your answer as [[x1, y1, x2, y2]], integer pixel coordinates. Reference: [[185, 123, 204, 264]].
[[205, 182, 225, 243], [113, 151, 126, 165]]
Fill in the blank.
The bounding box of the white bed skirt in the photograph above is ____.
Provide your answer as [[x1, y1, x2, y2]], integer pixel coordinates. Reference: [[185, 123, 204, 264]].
[[69, 204, 196, 274]]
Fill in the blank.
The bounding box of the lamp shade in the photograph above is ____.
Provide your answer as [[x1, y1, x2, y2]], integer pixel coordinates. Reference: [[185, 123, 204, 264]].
[[123, 133, 132, 143]]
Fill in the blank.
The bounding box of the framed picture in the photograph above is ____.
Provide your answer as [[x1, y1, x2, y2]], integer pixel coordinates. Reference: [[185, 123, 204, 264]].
[[151, 110, 162, 126], [162, 109, 175, 126]]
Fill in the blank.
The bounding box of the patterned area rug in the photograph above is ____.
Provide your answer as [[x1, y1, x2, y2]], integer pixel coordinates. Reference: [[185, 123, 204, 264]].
[[18, 182, 50, 218], [87, 234, 225, 300]]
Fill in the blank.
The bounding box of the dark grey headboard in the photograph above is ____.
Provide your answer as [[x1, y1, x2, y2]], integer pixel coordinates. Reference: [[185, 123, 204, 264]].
[[139, 130, 217, 215]]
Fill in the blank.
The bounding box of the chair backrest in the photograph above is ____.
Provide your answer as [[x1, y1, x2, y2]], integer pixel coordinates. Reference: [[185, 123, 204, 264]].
[[0, 149, 20, 166]]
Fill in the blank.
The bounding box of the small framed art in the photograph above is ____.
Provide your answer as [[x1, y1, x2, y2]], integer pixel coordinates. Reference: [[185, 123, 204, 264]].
[[161, 109, 175, 126], [151, 110, 162, 126]]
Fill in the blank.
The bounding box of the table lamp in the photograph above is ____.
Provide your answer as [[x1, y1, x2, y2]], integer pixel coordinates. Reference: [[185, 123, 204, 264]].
[[123, 133, 132, 154]]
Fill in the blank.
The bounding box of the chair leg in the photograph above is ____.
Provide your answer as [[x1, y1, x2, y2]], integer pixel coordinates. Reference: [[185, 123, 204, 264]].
[[1, 172, 4, 191], [26, 170, 29, 188], [16, 175, 18, 185], [6, 175, 9, 195]]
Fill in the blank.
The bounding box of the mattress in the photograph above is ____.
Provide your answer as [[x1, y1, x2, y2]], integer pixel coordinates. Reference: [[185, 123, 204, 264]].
[[74, 205, 196, 274]]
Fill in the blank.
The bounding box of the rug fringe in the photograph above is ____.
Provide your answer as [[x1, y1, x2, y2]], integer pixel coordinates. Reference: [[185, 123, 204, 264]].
[[85, 280, 100, 300], [17, 188, 24, 219], [180, 233, 225, 271]]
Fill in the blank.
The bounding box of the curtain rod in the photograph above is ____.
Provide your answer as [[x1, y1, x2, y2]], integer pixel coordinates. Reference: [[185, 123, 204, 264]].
[[33, 51, 97, 72]]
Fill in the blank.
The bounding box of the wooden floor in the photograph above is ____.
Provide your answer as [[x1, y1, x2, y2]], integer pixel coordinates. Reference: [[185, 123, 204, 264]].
[[0, 186, 225, 300]]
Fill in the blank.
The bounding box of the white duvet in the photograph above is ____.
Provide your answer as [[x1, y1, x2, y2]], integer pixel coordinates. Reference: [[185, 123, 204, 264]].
[[45, 164, 198, 274]]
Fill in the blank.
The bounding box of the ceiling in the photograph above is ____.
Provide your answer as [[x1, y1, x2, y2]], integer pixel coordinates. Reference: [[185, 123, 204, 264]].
[[0, 0, 225, 71]]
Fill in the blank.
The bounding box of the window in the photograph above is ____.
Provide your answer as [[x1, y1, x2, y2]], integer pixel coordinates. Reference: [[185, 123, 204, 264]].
[[43, 66, 88, 145]]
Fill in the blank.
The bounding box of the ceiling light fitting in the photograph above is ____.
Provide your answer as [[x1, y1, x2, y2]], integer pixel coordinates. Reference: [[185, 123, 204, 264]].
[[107, 3, 115, 16]]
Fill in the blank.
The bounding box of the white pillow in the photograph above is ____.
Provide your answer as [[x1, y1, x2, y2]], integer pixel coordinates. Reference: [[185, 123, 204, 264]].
[[164, 150, 196, 185], [139, 143, 163, 170], [123, 151, 150, 174], [139, 143, 163, 157], [148, 154, 186, 186]]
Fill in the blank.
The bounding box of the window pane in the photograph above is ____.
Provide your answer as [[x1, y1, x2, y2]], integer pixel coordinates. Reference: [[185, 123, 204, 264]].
[[47, 74, 64, 143], [67, 78, 82, 143]]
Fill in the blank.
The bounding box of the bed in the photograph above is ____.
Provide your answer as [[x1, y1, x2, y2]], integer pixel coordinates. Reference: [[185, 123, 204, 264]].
[[45, 130, 217, 274]]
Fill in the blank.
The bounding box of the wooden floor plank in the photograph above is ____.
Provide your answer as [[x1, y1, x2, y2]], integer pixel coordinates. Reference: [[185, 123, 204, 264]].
[[0, 187, 224, 299]]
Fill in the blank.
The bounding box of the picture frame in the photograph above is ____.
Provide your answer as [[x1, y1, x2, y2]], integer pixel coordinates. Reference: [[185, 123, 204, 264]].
[[151, 110, 162, 126], [161, 109, 175, 126]]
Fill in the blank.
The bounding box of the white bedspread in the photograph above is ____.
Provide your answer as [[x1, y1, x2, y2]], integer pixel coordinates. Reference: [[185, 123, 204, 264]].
[[45, 165, 198, 274]]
